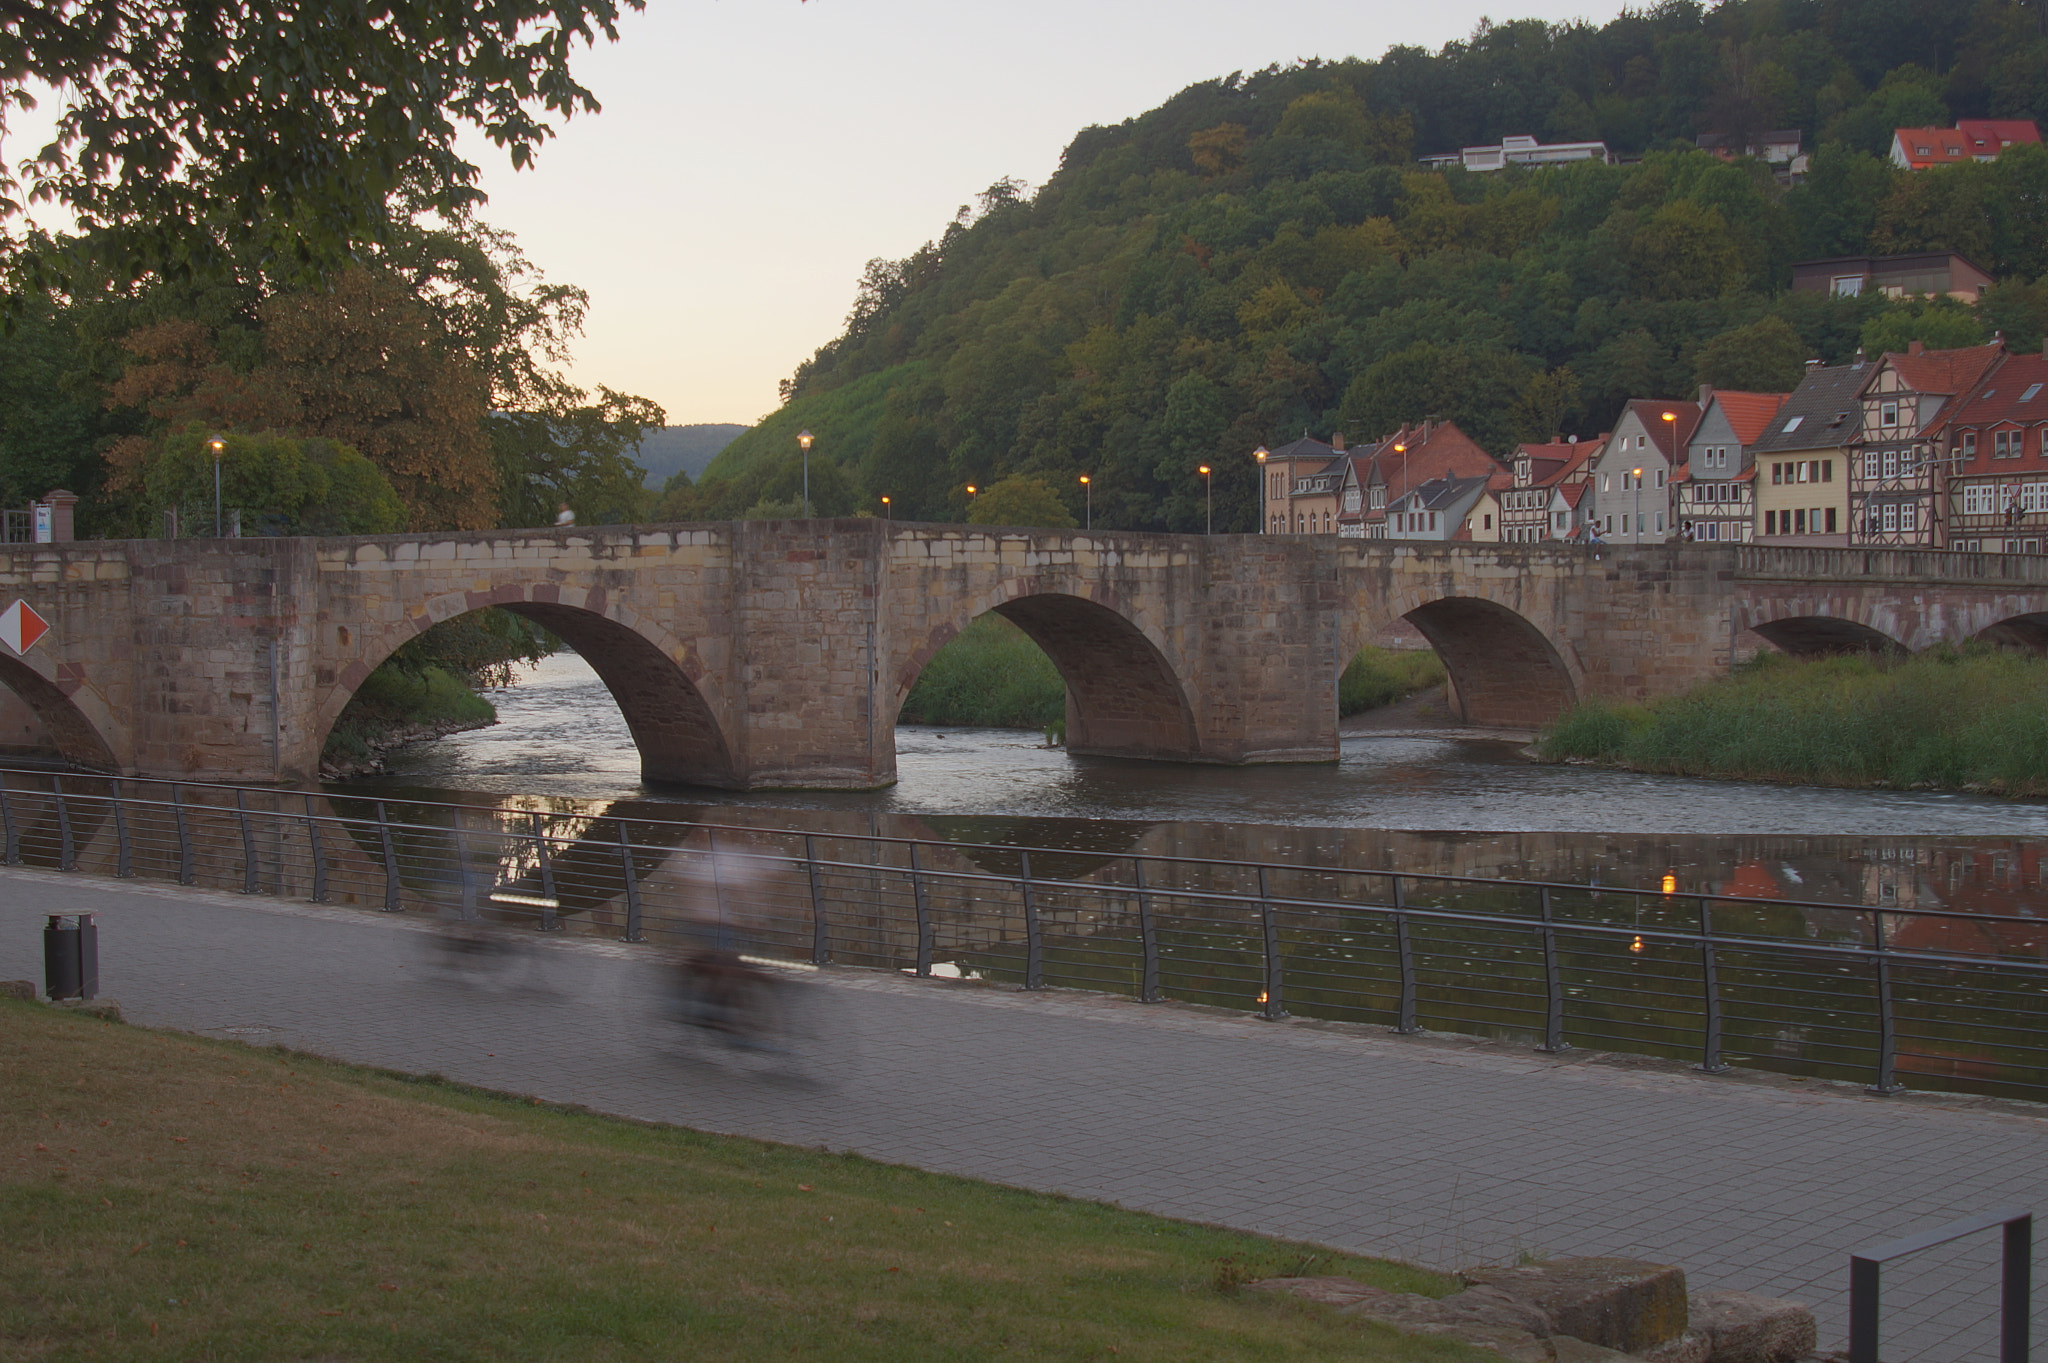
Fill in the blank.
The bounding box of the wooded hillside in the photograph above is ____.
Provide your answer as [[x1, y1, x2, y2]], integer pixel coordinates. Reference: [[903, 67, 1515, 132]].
[[694, 0, 2048, 535]]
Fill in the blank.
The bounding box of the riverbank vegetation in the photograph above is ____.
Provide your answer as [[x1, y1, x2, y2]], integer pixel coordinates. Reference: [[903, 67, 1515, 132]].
[[1537, 646, 2048, 795], [3, 1001, 1463, 1361], [899, 613, 1066, 728], [321, 664, 497, 778], [1340, 647, 1447, 717]]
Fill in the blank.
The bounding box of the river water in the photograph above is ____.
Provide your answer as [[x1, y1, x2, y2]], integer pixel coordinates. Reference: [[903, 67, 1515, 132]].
[[349, 650, 2048, 891]]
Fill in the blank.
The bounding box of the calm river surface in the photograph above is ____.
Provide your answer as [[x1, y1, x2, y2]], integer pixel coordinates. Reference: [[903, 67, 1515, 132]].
[[342, 650, 2048, 904]]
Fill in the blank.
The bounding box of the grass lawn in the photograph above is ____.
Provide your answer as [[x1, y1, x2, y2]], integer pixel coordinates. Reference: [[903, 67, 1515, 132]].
[[3, 1000, 1483, 1361]]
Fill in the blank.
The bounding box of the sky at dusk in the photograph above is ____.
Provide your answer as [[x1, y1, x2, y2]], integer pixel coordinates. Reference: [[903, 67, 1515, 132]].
[[6, 1, 1632, 428], [463, 0, 1637, 427]]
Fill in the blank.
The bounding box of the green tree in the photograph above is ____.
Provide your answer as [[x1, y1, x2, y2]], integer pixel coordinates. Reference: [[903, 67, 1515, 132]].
[[490, 386, 662, 528], [966, 475, 1077, 529], [4, 0, 637, 287], [1860, 299, 1988, 356], [1694, 315, 1808, 393], [140, 429, 407, 536], [1627, 201, 1747, 300]]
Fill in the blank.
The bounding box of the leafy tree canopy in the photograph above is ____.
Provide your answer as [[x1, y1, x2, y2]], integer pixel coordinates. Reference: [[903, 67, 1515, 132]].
[[967, 475, 1078, 529], [141, 427, 406, 537], [2, 0, 637, 287]]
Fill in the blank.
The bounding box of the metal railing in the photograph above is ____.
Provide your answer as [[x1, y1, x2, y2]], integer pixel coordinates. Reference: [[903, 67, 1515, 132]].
[[1851, 1209, 2032, 1363], [3, 764, 2048, 1102]]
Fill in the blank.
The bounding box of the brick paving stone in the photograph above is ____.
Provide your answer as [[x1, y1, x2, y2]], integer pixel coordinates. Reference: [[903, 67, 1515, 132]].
[[5, 866, 2045, 1362]]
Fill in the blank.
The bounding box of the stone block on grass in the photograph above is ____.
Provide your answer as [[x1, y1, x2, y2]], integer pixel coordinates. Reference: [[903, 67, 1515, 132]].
[[1688, 1290, 1817, 1363], [1461, 1257, 1689, 1354], [1, 979, 36, 1002], [1243, 1276, 1392, 1309]]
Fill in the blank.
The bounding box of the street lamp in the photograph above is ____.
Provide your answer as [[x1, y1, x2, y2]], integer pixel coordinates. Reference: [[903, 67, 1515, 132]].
[[796, 429, 814, 518], [1253, 446, 1268, 533], [1659, 411, 1677, 542], [880, 495, 891, 521], [1632, 466, 1644, 543], [207, 434, 226, 537], [1078, 474, 1091, 530], [1198, 464, 1213, 534]]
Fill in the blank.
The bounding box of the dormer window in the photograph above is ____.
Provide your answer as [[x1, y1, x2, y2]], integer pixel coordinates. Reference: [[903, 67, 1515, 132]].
[[1783, 416, 1804, 432]]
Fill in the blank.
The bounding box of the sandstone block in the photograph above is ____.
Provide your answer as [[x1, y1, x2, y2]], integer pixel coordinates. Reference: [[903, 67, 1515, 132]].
[[1687, 1291, 1816, 1363], [1, 979, 37, 1001], [1461, 1258, 1689, 1355]]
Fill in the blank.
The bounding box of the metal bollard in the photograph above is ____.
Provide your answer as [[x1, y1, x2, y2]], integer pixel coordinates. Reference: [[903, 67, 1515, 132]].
[[43, 913, 98, 1000]]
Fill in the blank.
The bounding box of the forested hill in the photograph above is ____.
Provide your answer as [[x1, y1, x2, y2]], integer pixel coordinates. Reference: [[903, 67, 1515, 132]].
[[691, 0, 2048, 535]]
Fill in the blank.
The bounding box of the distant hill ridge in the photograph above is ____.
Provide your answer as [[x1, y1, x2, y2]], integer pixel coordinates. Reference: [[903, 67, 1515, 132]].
[[633, 424, 749, 489], [690, 0, 2048, 534]]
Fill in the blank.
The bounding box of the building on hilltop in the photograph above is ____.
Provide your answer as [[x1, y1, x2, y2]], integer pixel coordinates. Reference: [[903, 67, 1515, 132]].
[[1933, 342, 2048, 553], [1790, 253, 1993, 303], [1891, 119, 2040, 170], [1679, 387, 1789, 543], [1852, 340, 2003, 548], [1418, 134, 1613, 173]]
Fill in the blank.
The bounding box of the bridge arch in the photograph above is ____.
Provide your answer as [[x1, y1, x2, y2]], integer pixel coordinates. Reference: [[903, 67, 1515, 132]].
[[1374, 595, 1578, 729], [310, 586, 738, 788], [1973, 611, 2048, 651], [889, 585, 1200, 761], [1744, 613, 1908, 657], [0, 654, 120, 770]]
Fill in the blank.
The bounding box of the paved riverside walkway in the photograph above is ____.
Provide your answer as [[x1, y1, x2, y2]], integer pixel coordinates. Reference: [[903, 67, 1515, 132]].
[[7, 866, 2045, 1361]]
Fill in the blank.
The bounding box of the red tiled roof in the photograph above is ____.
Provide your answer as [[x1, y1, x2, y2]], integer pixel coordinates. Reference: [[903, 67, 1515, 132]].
[[1557, 482, 1588, 508], [1894, 126, 1975, 167], [1944, 354, 2048, 431], [1706, 390, 1791, 446], [1888, 342, 2004, 399], [1955, 119, 2041, 151]]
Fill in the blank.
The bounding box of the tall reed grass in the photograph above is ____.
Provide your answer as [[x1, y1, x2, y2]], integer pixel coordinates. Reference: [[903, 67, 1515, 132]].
[[1339, 646, 1448, 716], [1538, 646, 2048, 794]]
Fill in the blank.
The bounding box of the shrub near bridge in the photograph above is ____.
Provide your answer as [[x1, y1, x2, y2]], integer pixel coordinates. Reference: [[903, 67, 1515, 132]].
[[1538, 646, 2048, 794]]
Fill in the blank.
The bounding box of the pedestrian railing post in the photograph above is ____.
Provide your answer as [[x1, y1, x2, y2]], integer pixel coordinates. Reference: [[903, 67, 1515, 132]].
[[2002, 1213, 2032, 1363], [0, 770, 15, 865], [113, 778, 132, 878], [1535, 884, 1571, 1053], [1257, 865, 1287, 1020], [172, 784, 195, 885], [1133, 858, 1162, 1003], [453, 813, 477, 921], [909, 842, 934, 977], [1020, 849, 1044, 990], [1849, 1253, 1881, 1363], [234, 788, 257, 893], [52, 774, 74, 872], [1868, 912, 1904, 1094], [531, 813, 561, 931], [804, 834, 829, 966], [1696, 895, 1728, 1074], [1391, 873, 1421, 1034], [616, 820, 645, 943], [375, 800, 401, 911], [302, 794, 327, 903]]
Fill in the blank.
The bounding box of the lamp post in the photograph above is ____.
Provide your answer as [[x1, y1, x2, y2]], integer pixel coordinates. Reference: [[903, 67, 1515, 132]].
[[1659, 410, 1677, 542], [1253, 446, 1268, 533], [1632, 466, 1644, 543], [1198, 464, 1213, 534], [796, 429, 814, 518], [1078, 474, 1091, 530], [880, 495, 891, 521], [207, 434, 226, 537]]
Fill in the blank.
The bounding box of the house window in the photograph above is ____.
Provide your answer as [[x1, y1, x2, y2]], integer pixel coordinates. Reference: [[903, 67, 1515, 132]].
[[1965, 485, 1996, 515], [1766, 510, 1777, 534], [1601, 473, 1611, 493], [1963, 432, 1978, 458], [1882, 401, 1899, 427], [1864, 453, 1881, 480], [1771, 464, 1783, 485], [1656, 469, 1666, 488], [1655, 512, 1665, 532], [1883, 503, 1898, 532], [1832, 276, 1863, 296], [1822, 460, 1833, 482], [1901, 504, 1916, 531], [1483, 514, 1492, 530], [1882, 450, 1898, 479]]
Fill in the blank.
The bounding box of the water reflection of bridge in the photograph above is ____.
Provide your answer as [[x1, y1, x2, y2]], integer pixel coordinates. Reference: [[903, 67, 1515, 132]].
[[6, 767, 2046, 1103]]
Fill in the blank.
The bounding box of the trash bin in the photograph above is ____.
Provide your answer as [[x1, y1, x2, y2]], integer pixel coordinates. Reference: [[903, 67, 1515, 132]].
[[43, 914, 97, 1001]]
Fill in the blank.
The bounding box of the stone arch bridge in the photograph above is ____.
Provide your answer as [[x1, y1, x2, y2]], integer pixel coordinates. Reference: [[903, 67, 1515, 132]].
[[1, 521, 2043, 787]]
